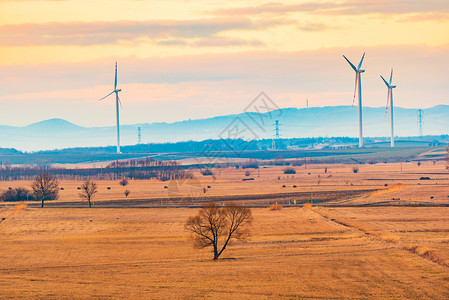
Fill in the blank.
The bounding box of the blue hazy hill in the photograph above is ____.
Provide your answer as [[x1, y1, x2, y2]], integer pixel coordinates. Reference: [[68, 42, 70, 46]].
[[0, 105, 447, 151]]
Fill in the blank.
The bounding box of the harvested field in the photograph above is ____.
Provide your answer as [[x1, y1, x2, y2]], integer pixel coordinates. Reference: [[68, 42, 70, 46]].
[[1, 206, 449, 298], [0, 159, 448, 298], [1, 161, 447, 207]]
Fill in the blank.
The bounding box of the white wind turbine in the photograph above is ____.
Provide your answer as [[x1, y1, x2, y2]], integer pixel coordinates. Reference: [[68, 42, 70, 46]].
[[99, 62, 123, 154], [343, 52, 365, 148], [380, 69, 397, 148]]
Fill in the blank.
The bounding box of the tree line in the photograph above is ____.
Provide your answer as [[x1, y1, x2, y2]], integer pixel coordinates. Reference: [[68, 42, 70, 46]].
[[0, 158, 192, 181]]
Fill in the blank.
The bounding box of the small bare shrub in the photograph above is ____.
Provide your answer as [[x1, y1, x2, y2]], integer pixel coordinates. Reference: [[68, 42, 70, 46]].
[[119, 178, 129, 186], [79, 180, 98, 208], [352, 167, 359, 173], [242, 159, 259, 169], [292, 160, 304, 167], [0, 187, 34, 202], [283, 167, 296, 174], [200, 168, 214, 176]]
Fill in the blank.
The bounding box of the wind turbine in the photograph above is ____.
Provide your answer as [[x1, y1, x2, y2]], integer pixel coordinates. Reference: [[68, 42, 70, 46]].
[[380, 69, 397, 148], [343, 52, 365, 148], [99, 62, 123, 154]]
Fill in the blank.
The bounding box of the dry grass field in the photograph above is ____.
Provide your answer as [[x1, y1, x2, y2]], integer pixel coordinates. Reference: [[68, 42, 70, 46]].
[[0, 161, 447, 206], [0, 160, 448, 298], [1, 205, 449, 298]]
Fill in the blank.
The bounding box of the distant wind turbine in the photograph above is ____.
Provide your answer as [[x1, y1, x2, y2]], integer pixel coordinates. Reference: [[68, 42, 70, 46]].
[[99, 62, 123, 154], [380, 69, 397, 148], [343, 52, 365, 148]]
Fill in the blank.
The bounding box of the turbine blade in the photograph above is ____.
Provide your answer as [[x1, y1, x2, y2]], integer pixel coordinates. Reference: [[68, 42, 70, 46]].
[[118, 94, 123, 110], [352, 74, 358, 106], [389, 68, 393, 85], [343, 55, 357, 71], [380, 75, 389, 87], [99, 91, 114, 101], [114, 62, 118, 90], [357, 52, 365, 70]]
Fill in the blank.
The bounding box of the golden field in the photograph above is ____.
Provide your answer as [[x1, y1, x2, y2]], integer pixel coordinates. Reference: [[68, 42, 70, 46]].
[[1, 205, 449, 298], [0, 161, 447, 206], [0, 160, 448, 298]]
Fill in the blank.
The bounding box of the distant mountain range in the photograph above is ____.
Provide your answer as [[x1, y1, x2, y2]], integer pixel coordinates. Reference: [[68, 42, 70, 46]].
[[0, 105, 447, 151]]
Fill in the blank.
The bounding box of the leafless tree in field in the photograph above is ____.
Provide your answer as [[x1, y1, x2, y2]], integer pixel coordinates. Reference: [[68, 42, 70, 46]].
[[79, 180, 98, 207], [119, 178, 129, 186], [185, 202, 253, 260], [31, 173, 59, 208]]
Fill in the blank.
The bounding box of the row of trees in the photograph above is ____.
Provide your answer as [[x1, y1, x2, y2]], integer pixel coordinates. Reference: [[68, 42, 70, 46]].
[[0, 158, 191, 181], [0, 173, 99, 208]]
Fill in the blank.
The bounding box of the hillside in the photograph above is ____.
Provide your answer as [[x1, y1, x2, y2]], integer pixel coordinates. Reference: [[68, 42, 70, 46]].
[[0, 105, 447, 151]]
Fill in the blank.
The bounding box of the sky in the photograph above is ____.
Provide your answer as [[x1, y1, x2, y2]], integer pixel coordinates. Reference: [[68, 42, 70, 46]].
[[0, 0, 448, 127]]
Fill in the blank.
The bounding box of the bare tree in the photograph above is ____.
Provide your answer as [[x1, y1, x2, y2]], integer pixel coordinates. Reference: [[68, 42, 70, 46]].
[[124, 189, 130, 197], [31, 173, 59, 208], [119, 178, 129, 186], [185, 202, 253, 260], [79, 180, 98, 207]]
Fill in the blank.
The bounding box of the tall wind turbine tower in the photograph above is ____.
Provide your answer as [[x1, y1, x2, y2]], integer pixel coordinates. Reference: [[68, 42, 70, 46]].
[[380, 69, 397, 147], [343, 53, 365, 148], [99, 62, 123, 154]]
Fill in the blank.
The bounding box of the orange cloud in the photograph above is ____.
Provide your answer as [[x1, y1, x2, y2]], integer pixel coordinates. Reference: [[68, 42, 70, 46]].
[[210, 1, 449, 16], [0, 18, 286, 46]]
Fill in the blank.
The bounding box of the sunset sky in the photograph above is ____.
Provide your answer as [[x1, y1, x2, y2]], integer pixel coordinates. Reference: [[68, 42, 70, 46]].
[[0, 0, 448, 127]]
